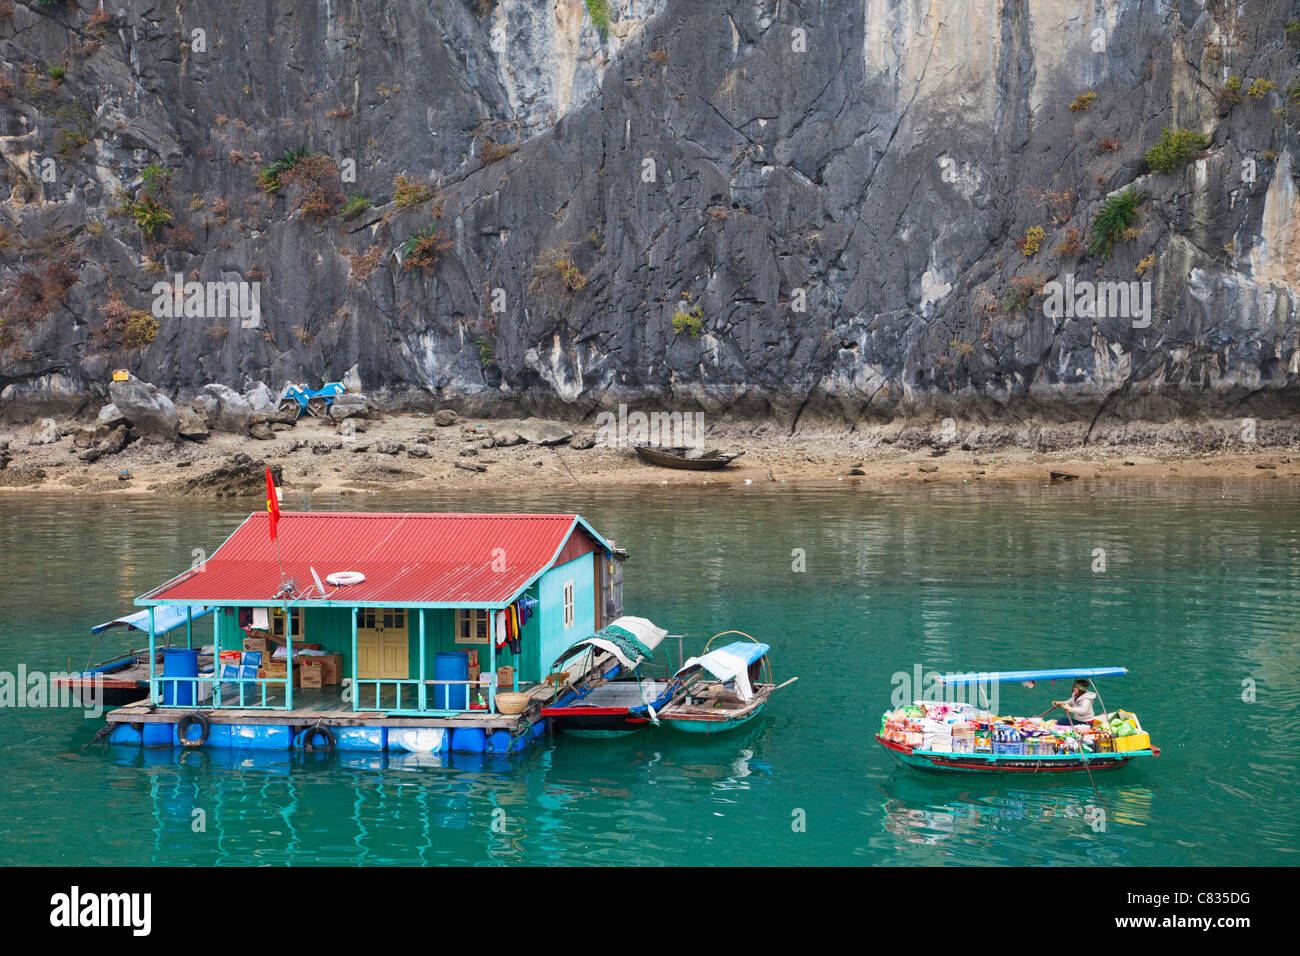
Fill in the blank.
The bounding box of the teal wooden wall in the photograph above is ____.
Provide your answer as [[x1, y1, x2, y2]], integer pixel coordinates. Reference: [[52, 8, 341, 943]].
[[535, 551, 596, 683]]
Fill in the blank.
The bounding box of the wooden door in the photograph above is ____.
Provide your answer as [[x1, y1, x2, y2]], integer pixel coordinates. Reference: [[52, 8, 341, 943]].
[[356, 608, 409, 679]]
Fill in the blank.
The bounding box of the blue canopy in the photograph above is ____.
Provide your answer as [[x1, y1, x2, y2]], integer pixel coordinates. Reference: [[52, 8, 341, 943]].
[[940, 667, 1127, 686], [91, 605, 213, 637], [673, 642, 770, 702]]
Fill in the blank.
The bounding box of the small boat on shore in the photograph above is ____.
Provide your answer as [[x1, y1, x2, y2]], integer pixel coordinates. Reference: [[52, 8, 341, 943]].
[[633, 444, 744, 470], [542, 617, 677, 737], [658, 634, 796, 733], [876, 667, 1159, 775]]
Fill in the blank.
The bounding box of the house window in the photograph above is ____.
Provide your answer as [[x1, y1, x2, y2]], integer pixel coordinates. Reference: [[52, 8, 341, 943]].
[[563, 582, 575, 629], [455, 609, 490, 644], [271, 608, 302, 640]]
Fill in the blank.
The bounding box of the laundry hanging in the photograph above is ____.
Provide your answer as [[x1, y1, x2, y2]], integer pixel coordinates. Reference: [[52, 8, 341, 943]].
[[495, 595, 535, 652]]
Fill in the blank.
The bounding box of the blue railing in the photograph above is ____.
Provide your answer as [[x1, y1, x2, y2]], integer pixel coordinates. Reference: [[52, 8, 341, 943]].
[[153, 674, 292, 710], [353, 678, 494, 716]]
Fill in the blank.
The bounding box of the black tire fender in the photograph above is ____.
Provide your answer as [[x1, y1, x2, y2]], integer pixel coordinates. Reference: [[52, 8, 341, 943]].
[[301, 723, 336, 751], [177, 712, 210, 748]]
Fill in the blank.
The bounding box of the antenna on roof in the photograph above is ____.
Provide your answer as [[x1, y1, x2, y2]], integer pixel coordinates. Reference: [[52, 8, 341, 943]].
[[310, 567, 326, 599]]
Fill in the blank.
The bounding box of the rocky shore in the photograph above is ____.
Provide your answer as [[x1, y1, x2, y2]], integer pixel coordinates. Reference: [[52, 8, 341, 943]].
[[2, 378, 1298, 497]]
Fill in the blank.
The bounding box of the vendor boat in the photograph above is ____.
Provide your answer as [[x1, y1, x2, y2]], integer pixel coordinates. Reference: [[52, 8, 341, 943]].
[[657, 633, 797, 734], [55, 606, 215, 708], [542, 616, 677, 737], [876, 667, 1159, 775]]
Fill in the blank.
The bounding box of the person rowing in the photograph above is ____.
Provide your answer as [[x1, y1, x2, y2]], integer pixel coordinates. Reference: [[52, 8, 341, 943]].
[[1051, 679, 1098, 724]]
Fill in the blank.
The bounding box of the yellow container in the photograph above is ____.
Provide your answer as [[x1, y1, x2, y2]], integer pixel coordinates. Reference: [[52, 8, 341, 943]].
[[1113, 731, 1151, 752]]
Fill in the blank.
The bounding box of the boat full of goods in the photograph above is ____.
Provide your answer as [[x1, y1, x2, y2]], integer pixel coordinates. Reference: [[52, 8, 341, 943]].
[[875, 667, 1159, 774]]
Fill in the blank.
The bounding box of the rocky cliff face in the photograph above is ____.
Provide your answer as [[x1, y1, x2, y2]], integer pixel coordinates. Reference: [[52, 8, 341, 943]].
[[2, 0, 1299, 425]]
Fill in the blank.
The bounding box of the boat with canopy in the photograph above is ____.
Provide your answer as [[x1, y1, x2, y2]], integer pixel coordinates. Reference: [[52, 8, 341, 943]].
[[541, 616, 678, 737], [55, 606, 216, 707], [876, 666, 1158, 774], [657, 633, 797, 733]]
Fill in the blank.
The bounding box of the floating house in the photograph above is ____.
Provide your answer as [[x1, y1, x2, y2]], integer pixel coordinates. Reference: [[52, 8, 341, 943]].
[[104, 512, 625, 755]]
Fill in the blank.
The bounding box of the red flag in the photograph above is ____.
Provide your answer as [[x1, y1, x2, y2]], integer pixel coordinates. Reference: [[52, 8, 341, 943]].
[[265, 466, 280, 541]]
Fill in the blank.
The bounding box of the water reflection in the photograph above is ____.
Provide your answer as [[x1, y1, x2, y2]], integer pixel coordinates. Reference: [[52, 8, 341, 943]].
[[879, 776, 1156, 849], [107, 734, 776, 866]]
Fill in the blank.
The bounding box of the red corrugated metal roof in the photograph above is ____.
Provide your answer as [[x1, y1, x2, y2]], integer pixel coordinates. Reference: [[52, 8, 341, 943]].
[[140, 512, 605, 607]]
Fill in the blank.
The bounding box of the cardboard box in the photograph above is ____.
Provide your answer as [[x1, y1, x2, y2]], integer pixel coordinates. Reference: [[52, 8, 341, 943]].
[[316, 653, 344, 685], [300, 661, 323, 689], [496, 665, 515, 690], [243, 636, 272, 655], [468, 663, 482, 685], [258, 665, 300, 687]]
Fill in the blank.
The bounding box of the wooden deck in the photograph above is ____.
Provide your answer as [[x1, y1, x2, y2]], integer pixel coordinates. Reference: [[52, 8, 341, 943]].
[[104, 651, 612, 730]]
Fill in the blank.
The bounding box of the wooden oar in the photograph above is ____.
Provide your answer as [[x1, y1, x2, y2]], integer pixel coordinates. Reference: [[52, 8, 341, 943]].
[[772, 677, 799, 691]]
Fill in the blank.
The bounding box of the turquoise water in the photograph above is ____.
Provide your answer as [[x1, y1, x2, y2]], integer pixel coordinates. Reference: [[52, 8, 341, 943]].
[[0, 481, 1297, 866]]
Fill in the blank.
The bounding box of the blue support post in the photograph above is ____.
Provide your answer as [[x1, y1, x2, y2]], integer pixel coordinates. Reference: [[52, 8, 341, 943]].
[[351, 608, 358, 713], [285, 605, 294, 711], [488, 607, 496, 713], [149, 607, 158, 704], [186, 606, 193, 649], [213, 610, 220, 707], [419, 609, 427, 713]]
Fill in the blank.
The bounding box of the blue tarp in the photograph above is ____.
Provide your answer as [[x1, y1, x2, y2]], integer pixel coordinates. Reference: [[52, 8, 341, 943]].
[[91, 605, 213, 637], [673, 641, 771, 701], [940, 667, 1128, 685]]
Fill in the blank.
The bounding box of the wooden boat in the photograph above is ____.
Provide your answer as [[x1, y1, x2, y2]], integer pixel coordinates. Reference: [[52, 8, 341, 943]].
[[633, 444, 744, 470], [56, 606, 215, 708], [542, 616, 677, 737], [877, 667, 1159, 775], [657, 632, 797, 734]]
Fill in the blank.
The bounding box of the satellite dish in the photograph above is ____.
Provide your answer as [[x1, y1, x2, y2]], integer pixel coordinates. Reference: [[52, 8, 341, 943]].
[[310, 567, 326, 597]]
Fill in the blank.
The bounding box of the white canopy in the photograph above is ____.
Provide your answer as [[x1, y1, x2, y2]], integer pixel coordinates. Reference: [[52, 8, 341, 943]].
[[674, 641, 770, 702], [554, 615, 668, 671]]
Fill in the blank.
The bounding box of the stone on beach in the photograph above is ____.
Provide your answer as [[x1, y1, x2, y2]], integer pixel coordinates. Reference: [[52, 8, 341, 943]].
[[108, 377, 179, 440]]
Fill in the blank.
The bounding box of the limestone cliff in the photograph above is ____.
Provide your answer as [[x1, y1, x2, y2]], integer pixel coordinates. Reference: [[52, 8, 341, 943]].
[[1, 0, 1298, 425]]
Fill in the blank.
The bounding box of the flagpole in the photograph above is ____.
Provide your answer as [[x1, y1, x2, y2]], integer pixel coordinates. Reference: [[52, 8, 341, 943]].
[[275, 534, 287, 592], [266, 465, 286, 593]]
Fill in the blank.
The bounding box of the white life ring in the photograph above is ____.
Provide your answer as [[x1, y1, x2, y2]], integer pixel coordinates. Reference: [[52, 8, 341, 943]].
[[326, 571, 366, 586]]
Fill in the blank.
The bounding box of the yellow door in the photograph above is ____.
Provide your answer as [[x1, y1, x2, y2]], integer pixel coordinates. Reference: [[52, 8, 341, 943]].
[[356, 608, 409, 679]]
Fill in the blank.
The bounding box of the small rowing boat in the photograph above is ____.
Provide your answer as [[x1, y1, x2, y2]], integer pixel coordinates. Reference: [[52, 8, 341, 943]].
[[633, 445, 744, 470], [876, 666, 1159, 775], [658, 632, 797, 734]]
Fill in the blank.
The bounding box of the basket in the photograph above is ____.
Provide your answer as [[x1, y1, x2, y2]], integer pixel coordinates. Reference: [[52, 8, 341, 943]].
[[494, 692, 529, 716]]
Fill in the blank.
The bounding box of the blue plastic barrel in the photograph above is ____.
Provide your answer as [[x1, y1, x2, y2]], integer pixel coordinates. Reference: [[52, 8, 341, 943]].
[[451, 727, 486, 753], [433, 652, 469, 710], [162, 649, 199, 706]]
